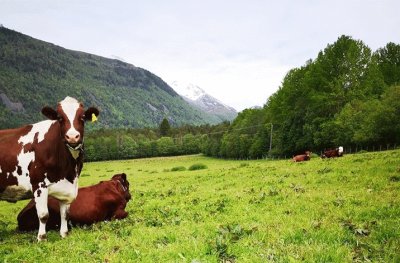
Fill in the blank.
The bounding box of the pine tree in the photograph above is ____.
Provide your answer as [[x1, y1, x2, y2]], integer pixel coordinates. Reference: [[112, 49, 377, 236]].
[[159, 118, 171, 136]]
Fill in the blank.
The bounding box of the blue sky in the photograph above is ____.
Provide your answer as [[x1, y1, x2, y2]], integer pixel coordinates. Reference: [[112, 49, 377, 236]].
[[1, 0, 399, 110]]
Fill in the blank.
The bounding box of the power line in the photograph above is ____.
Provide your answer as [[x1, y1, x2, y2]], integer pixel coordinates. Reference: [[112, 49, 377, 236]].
[[173, 123, 273, 139]]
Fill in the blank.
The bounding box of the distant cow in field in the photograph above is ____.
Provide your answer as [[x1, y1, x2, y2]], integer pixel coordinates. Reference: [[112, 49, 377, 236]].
[[17, 173, 131, 231], [0, 96, 99, 241], [293, 151, 312, 162], [321, 146, 344, 158]]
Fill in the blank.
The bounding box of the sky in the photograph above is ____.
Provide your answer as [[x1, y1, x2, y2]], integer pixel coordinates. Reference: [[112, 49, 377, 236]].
[[1, 0, 400, 111]]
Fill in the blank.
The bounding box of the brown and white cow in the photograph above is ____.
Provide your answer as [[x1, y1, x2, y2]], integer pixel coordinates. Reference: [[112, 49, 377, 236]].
[[17, 173, 131, 231], [321, 146, 344, 158], [293, 151, 312, 162], [0, 96, 99, 241]]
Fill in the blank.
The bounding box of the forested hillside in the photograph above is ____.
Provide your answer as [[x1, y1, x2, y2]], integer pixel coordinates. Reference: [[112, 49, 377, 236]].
[[0, 27, 222, 129]]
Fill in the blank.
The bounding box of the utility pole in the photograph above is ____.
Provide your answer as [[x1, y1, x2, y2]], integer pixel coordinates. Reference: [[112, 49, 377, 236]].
[[269, 123, 273, 153]]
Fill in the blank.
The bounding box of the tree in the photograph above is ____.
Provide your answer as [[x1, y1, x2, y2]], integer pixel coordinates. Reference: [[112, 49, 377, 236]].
[[119, 135, 138, 159], [372, 86, 400, 144], [159, 117, 171, 136], [219, 108, 266, 158], [182, 133, 201, 154], [375, 42, 400, 86], [333, 85, 400, 147], [156, 137, 176, 156]]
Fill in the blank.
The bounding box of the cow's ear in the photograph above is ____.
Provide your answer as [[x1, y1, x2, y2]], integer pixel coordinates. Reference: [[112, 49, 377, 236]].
[[84, 107, 100, 121], [42, 106, 58, 120], [121, 173, 127, 180]]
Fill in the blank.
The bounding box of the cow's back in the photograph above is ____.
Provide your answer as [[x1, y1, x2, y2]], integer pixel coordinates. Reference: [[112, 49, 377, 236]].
[[69, 181, 125, 224]]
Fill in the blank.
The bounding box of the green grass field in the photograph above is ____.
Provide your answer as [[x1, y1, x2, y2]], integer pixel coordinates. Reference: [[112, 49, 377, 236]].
[[1, 150, 399, 262]]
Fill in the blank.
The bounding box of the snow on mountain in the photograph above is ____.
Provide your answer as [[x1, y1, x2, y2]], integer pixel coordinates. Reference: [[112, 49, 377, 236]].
[[169, 81, 205, 100], [170, 81, 238, 121]]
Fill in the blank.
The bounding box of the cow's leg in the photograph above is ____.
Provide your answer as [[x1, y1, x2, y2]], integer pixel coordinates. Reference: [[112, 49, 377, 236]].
[[34, 187, 49, 241], [113, 207, 128, 220], [59, 201, 70, 238]]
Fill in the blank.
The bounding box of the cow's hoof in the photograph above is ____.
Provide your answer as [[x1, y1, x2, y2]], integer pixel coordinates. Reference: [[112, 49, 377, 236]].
[[60, 231, 68, 238], [37, 234, 47, 242]]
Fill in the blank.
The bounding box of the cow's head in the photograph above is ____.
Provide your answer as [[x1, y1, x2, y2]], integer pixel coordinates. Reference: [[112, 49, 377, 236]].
[[41, 96, 99, 148], [112, 173, 131, 201]]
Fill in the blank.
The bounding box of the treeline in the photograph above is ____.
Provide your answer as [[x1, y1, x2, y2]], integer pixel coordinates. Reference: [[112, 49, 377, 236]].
[[85, 35, 399, 161], [84, 122, 230, 161]]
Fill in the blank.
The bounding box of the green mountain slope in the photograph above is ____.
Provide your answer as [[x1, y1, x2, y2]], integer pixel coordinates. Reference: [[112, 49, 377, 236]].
[[0, 27, 222, 129]]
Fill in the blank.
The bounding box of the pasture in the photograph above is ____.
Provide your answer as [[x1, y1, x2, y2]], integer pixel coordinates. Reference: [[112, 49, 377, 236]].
[[1, 150, 399, 262]]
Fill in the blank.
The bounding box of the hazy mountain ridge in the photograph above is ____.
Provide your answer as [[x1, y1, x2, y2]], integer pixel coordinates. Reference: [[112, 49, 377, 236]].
[[170, 81, 237, 122], [0, 27, 222, 128]]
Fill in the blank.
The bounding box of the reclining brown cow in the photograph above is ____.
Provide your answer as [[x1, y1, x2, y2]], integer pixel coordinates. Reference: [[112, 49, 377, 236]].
[[293, 151, 312, 162], [17, 173, 131, 231], [321, 146, 344, 158]]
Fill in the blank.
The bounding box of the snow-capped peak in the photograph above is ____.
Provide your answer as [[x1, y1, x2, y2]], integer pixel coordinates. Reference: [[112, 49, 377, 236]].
[[169, 80, 238, 121], [170, 81, 205, 101]]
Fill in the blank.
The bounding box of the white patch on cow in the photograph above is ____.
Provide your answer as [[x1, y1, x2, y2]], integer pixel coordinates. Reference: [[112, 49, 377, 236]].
[[3, 141, 37, 202], [338, 146, 343, 154], [18, 120, 55, 146], [60, 96, 81, 140], [12, 150, 35, 192], [34, 186, 49, 240], [59, 202, 70, 238], [2, 145, 35, 202], [0, 165, 2, 173], [48, 177, 79, 204]]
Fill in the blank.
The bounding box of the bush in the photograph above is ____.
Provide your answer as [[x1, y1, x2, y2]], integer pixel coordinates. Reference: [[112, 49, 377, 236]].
[[188, 163, 208, 171], [171, 166, 186, 172]]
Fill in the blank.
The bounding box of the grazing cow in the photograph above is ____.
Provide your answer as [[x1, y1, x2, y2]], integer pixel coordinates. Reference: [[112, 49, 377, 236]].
[[321, 146, 344, 158], [0, 96, 99, 241], [293, 151, 312, 162], [17, 173, 131, 231]]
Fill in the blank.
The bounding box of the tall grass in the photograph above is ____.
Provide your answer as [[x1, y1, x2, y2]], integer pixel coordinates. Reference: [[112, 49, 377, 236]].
[[0, 152, 399, 262]]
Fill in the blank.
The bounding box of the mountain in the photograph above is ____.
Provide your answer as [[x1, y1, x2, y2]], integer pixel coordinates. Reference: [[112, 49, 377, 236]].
[[169, 81, 237, 122], [0, 27, 223, 129]]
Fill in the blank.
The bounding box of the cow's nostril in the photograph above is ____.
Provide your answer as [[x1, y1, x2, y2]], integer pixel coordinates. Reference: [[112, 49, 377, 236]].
[[65, 135, 70, 140], [75, 134, 80, 139]]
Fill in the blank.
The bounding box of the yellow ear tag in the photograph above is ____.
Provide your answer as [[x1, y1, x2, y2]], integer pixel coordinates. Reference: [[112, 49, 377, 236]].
[[91, 113, 98, 122]]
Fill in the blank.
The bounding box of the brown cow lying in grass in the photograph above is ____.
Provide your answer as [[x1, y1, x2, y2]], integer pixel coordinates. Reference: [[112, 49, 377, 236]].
[[293, 151, 312, 162], [17, 173, 131, 231], [321, 146, 344, 158]]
